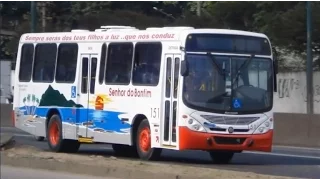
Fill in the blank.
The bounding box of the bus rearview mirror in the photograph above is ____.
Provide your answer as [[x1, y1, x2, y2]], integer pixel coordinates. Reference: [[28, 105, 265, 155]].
[[272, 47, 278, 92], [272, 47, 278, 74]]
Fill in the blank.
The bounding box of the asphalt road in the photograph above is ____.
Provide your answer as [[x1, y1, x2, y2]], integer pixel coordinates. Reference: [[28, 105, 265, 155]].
[[1, 126, 320, 179], [0, 165, 106, 179]]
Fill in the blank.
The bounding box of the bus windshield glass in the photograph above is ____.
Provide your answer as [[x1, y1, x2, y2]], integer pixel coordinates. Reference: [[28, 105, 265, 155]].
[[182, 54, 273, 114]]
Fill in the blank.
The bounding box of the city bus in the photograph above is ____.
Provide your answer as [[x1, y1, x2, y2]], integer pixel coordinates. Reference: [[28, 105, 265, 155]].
[[12, 25, 278, 164]]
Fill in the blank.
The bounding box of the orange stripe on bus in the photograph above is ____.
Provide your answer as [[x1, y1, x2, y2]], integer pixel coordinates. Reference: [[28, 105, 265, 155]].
[[179, 126, 273, 152]]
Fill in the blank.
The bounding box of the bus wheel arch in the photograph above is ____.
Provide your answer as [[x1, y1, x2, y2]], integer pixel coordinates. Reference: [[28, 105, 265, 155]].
[[109, 114, 146, 158], [46, 108, 60, 132], [131, 114, 147, 146], [45, 109, 80, 153]]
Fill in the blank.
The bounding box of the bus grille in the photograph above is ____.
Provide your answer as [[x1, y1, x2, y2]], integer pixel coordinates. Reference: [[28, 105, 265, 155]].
[[200, 115, 259, 125]]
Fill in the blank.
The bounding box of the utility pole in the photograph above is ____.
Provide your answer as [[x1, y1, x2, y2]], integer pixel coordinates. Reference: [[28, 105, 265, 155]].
[[306, 1, 313, 114], [31, 1, 37, 33], [197, 1, 201, 17]]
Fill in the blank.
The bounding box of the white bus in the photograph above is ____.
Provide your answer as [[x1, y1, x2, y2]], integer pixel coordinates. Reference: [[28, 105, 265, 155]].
[[12, 25, 278, 164]]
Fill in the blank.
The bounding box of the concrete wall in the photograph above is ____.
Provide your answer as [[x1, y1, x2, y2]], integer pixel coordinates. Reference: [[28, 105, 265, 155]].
[[273, 113, 320, 148], [273, 71, 320, 114], [0, 104, 13, 127], [1, 103, 319, 148], [0, 60, 12, 104]]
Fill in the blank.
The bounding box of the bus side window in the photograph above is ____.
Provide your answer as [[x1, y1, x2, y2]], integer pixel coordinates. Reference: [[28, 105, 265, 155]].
[[55, 43, 78, 83], [132, 42, 162, 86], [105, 43, 133, 85], [173, 58, 180, 98], [18, 44, 34, 82], [32, 43, 57, 83], [90, 58, 97, 94], [98, 43, 107, 84]]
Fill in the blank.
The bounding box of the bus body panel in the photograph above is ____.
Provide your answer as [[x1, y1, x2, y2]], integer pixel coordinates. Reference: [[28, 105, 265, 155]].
[[13, 27, 275, 154]]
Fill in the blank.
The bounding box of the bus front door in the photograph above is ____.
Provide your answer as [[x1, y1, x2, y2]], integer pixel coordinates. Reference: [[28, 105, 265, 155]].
[[162, 54, 180, 147], [77, 54, 98, 141]]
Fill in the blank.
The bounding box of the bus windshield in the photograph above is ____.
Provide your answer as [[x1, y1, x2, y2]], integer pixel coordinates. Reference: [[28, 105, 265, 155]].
[[182, 54, 273, 114]]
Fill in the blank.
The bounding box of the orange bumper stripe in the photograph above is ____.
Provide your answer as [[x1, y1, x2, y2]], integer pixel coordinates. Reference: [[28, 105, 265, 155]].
[[179, 127, 273, 152]]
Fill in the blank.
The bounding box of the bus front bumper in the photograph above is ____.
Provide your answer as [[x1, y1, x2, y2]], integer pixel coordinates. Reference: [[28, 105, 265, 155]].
[[179, 127, 273, 152]]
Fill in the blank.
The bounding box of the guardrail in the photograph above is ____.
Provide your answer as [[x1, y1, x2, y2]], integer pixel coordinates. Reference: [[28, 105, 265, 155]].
[[1, 104, 319, 148]]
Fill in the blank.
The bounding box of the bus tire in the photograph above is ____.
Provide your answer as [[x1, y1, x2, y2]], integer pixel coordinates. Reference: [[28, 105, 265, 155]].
[[208, 151, 234, 164], [112, 144, 138, 157], [47, 114, 80, 153], [34, 136, 45, 141], [136, 119, 161, 161]]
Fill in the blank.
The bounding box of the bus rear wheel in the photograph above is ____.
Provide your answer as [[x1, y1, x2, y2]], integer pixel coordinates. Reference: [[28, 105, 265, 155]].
[[208, 151, 234, 164], [136, 119, 161, 161], [47, 114, 80, 153]]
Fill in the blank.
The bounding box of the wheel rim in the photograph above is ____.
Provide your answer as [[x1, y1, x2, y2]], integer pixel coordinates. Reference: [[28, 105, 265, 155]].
[[49, 120, 59, 146], [139, 127, 151, 152]]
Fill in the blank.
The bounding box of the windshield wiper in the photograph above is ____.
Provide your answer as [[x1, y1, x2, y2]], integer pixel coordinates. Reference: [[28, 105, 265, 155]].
[[229, 54, 255, 111], [231, 54, 255, 88], [206, 52, 224, 76]]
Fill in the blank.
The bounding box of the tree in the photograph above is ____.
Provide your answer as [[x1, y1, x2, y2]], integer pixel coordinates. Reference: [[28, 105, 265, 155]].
[[1, 1, 319, 70], [253, 2, 320, 70], [0, 1, 30, 59]]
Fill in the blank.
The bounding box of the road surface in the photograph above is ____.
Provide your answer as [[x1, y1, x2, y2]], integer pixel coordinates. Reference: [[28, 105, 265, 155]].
[[1, 126, 320, 178], [1, 165, 106, 178]]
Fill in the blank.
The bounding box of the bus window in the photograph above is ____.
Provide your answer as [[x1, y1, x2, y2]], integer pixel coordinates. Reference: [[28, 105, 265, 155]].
[[164, 101, 170, 141], [105, 43, 133, 85], [173, 58, 180, 98], [98, 43, 107, 84], [32, 43, 57, 83], [81, 57, 88, 94], [132, 42, 162, 86], [19, 44, 34, 82], [165, 57, 172, 98], [90, 58, 97, 94], [55, 43, 78, 83]]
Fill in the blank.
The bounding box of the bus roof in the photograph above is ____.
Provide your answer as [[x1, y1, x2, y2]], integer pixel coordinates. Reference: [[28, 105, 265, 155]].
[[19, 26, 269, 44]]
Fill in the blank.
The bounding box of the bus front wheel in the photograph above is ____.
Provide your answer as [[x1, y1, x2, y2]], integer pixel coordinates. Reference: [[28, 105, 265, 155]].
[[136, 119, 161, 161], [208, 151, 234, 164]]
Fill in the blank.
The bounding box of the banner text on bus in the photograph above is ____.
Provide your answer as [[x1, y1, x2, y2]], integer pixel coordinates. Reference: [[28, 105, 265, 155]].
[[24, 33, 176, 42]]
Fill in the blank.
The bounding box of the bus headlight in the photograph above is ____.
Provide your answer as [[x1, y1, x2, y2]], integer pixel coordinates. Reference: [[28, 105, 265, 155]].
[[186, 119, 206, 132], [253, 118, 272, 134], [193, 124, 200, 131], [258, 127, 265, 133]]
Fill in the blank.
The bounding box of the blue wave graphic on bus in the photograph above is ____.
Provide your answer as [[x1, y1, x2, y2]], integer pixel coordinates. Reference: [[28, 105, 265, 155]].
[[19, 106, 130, 133]]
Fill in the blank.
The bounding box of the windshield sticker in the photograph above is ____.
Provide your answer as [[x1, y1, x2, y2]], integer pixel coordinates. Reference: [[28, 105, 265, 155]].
[[232, 98, 242, 109]]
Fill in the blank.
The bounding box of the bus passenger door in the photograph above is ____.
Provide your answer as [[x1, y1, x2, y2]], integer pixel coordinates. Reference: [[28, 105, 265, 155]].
[[162, 54, 180, 147], [78, 54, 98, 140]]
